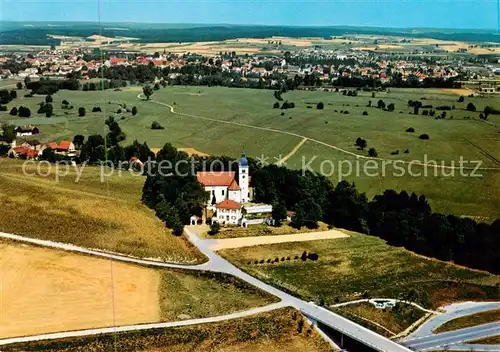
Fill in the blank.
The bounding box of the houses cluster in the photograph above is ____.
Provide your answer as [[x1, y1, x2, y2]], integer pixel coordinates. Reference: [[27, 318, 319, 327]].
[[0, 44, 467, 86], [6, 130, 76, 159]]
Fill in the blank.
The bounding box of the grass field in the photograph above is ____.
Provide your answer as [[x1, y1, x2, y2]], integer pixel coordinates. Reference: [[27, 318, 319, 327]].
[[334, 302, 425, 338], [0, 241, 276, 339], [1, 85, 499, 218], [0, 159, 204, 263], [219, 232, 500, 309], [1, 308, 332, 352], [433, 308, 500, 333], [158, 269, 279, 321]]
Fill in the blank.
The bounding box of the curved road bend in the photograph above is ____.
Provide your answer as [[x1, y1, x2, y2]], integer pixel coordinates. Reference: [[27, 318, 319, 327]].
[[0, 229, 412, 351], [402, 301, 500, 340], [402, 321, 500, 351], [137, 94, 500, 172]]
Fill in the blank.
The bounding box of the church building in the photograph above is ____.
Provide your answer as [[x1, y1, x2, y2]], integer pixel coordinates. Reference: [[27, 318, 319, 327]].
[[196, 153, 251, 212]]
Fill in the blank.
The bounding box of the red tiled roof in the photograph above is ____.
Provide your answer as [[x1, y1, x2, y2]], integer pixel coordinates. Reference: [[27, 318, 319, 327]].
[[216, 199, 241, 210], [228, 179, 241, 191], [197, 171, 235, 187], [110, 57, 126, 65], [45, 142, 58, 149], [26, 149, 39, 158], [12, 146, 39, 158], [57, 141, 72, 150], [13, 146, 29, 154]]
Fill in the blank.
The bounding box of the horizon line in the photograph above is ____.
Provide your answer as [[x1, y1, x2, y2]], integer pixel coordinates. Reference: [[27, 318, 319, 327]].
[[0, 20, 498, 32]]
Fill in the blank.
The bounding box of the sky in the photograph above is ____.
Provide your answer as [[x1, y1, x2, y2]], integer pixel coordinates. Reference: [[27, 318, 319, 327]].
[[1, 0, 498, 30]]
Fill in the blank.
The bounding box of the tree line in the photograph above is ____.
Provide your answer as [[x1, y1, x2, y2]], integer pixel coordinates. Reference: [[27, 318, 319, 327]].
[[251, 165, 499, 274]]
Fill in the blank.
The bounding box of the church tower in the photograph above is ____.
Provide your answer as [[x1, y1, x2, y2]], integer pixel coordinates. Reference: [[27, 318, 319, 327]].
[[238, 153, 249, 203]]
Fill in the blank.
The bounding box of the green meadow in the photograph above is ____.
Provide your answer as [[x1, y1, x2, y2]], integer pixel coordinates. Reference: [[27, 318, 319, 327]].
[[1, 85, 499, 218]]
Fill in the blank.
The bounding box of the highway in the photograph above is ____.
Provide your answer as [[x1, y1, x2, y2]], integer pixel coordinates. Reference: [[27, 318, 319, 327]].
[[403, 321, 500, 351], [403, 301, 500, 340]]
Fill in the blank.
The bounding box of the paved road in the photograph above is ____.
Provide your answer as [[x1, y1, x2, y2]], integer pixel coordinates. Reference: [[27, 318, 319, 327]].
[[0, 231, 209, 271], [205, 229, 348, 250], [0, 228, 412, 351], [441, 343, 500, 351], [0, 302, 288, 346], [402, 301, 500, 340], [185, 227, 413, 352], [402, 321, 500, 351], [138, 93, 500, 171]]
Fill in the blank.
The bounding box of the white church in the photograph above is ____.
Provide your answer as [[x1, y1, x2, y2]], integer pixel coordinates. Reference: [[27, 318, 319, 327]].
[[191, 153, 273, 227], [197, 154, 250, 206], [195, 153, 250, 225]]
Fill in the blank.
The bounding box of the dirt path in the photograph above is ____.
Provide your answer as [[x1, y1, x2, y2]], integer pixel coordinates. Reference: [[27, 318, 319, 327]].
[[138, 94, 500, 171], [205, 229, 349, 251], [0, 242, 160, 338], [277, 137, 308, 165]]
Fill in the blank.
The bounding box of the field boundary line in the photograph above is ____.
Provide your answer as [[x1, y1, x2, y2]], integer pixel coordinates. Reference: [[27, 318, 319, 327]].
[[0, 232, 207, 270], [331, 298, 440, 315], [138, 94, 500, 171], [463, 137, 500, 166], [277, 137, 308, 165]]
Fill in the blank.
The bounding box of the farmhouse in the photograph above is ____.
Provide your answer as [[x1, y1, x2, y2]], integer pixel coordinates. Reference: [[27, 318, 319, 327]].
[[8, 146, 40, 159], [42, 141, 76, 156], [15, 125, 40, 137]]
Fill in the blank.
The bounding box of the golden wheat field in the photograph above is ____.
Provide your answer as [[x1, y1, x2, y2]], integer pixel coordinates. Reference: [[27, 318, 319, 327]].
[[0, 241, 277, 339], [0, 241, 161, 338]]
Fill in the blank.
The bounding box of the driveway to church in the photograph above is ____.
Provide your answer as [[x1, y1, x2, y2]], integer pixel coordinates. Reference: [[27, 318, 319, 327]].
[[202, 228, 349, 251]]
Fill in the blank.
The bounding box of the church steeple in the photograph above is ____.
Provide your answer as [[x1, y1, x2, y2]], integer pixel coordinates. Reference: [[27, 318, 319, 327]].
[[238, 153, 249, 203]]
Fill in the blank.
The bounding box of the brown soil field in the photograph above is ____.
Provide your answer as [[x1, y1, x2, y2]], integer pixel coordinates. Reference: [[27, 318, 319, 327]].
[[178, 147, 210, 157], [469, 47, 500, 55], [118, 41, 262, 55], [87, 34, 138, 42], [444, 88, 475, 96], [208, 229, 349, 251], [0, 241, 160, 338], [354, 45, 402, 51], [0, 241, 277, 339]]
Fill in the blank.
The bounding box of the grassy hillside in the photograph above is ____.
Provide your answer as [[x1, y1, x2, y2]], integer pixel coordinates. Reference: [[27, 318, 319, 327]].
[[0, 159, 204, 263], [219, 232, 500, 309], [334, 303, 425, 338]]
